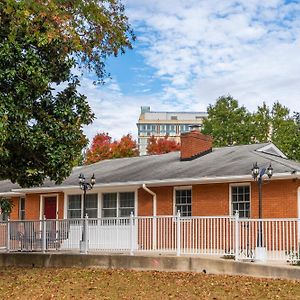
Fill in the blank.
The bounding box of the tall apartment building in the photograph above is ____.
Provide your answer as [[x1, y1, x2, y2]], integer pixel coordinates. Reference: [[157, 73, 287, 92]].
[[137, 106, 208, 155]]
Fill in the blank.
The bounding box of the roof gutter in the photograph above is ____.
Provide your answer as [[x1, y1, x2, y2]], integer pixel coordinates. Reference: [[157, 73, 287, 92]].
[[0, 192, 25, 197], [11, 184, 142, 194], [142, 184, 157, 216], [11, 185, 79, 194]]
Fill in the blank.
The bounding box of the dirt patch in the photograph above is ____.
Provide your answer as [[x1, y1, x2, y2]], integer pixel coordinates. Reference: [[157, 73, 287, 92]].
[[0, 267, 299, 299]]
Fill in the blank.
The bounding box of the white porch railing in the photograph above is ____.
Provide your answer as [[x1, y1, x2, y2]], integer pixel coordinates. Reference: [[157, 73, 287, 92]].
[[237, 218, 300, 262], [1, 213, 299, 263]]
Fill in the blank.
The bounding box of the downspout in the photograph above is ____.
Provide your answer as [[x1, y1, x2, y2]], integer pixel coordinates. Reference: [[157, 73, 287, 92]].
[[142, 184, 157, 250], [142, 184, 157, 216]]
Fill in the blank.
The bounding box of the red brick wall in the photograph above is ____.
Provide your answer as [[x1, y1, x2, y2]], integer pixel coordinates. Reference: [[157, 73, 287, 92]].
[[250, 180, 299, 218], [9, 192, 64, 220], [192, 183, 229, 216], [24, 193, 40, 220], [10, 197, 20, 220], [57, 193, 64, 219], [138, 186, 173, 216], [155, 186, 173, 215], [137, 189, 153, 216], [138, 179, 300, 218], [7, 179, 300, 220]]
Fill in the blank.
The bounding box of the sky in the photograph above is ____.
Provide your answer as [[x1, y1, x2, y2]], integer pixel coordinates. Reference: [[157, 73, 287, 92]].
[[79, 0, 300, 142]]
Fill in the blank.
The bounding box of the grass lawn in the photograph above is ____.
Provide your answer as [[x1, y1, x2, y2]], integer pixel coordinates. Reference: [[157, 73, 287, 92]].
[[0, 267, 299, 299]]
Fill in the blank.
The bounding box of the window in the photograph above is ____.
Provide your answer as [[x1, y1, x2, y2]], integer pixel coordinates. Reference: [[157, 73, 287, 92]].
[[171, 116, 177, 120], [175, 189, 192, 217], [67, 194, 98, 218], [166, 125, 176, 134], [102, 192, 135, 218], [102, 193, 117, 217], [160, 125, 166, 134], [85, 194, 98, 218], [231, 185, 250, 218], [141, 124, 156, 133], [119, 192, 135, 217], [180, 124, 191, 133], [67, 195, 81, 218], [19, 197, 25, 220]]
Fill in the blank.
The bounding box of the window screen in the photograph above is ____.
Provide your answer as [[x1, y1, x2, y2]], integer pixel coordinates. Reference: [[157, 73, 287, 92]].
[[231, 185, 250, 218], [175, 189, 192, 217]]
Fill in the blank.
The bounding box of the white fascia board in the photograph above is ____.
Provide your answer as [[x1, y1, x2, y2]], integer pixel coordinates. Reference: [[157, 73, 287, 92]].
[[140, 172, 299, 187], [0, 192, 25, 197], [10, 172, 299, 193], [11, 184, 143, 194], [11, 185, 79, 194]]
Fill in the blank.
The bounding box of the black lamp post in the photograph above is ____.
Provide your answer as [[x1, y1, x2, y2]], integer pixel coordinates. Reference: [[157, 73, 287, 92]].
[[251, 162, 273, 247], [78, 173, 95, 248]]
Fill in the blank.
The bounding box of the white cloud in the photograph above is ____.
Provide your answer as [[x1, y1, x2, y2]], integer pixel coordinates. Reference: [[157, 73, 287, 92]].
[[79, 77, 191, 142], [123, 0, 300, 112], [80, 0, 300, 143]]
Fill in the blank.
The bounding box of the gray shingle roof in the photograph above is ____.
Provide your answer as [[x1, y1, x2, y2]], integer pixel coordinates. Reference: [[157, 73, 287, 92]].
[[66, 143, 300, 184], [0, 180, 21, 194], [1, 143, 300, 193]]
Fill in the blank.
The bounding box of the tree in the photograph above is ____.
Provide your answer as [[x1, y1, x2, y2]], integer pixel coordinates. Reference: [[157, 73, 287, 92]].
[[0, 198, 13, 220], [251, 102, 271, 143], [202, 96, 300, 162], [270, 102, 300, 161], [111, 134, 139, 159], [84, 133, 138, 164], [285, 118, 300, 161], [146, 135, 181, 155], [0, 0, 134, 187], [293, 112, 300, 161], [202, 96, 252, 147]]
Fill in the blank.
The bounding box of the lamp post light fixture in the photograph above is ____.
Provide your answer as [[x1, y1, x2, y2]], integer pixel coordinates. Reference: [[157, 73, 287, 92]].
[[251, 162, 273, 260], [78, 173, 95, 252], [79, 173, 96, 217]]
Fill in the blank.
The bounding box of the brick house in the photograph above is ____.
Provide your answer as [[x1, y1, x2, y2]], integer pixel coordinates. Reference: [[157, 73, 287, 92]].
[[1, 130, 300, 222]]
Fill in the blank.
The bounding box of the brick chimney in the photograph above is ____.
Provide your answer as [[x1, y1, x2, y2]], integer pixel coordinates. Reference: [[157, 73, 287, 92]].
[[180, 129, 213, 161]]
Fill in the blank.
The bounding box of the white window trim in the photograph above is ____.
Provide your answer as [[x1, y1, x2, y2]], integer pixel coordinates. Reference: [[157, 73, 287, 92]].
[[173, 186, 192, 216], [84, 193, 98, 218], [64, 188, 138, 219], [101, 192, 118, 218], [101, 191, 137, 218], [66, 192, 98, 219], [229, 183, 251, 218]]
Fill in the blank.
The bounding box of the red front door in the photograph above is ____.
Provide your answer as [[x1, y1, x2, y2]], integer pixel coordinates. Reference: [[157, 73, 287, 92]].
[[44, 197, 57, 219]]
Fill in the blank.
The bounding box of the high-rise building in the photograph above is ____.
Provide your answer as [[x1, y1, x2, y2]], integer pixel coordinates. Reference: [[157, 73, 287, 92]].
[[137, 106, 208, 155]]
